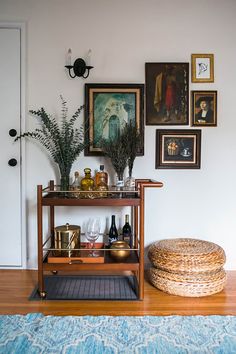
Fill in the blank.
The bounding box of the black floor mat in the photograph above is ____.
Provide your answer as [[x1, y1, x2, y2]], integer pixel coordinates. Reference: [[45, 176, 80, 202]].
[[29, 275, 139, 300]]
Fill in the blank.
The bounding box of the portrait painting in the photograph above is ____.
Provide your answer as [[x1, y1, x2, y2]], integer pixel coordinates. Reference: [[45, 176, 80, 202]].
[[156, 129, 201, 169], [191, 54, 214, 83], [84, 83, 144, 156], [191, 91, 217, 126], [145, 63, 189, 125]]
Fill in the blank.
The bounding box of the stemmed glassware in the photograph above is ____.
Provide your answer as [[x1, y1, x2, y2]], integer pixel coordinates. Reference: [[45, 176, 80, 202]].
[[85, 218, 101, 257]]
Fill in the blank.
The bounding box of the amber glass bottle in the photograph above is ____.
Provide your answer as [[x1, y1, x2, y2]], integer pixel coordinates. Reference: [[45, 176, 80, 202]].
[[96, 175, 108, 198], [95, 165, 108, 187], [81, 168, 95, 198]]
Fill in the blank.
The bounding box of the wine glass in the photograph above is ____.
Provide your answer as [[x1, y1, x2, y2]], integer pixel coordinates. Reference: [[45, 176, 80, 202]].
[[85, 218, 101, 257]]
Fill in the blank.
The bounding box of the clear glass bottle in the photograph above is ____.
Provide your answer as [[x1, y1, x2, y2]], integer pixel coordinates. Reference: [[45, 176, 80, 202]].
[[71, 171, 80, 198], [96, 175, 108, 198], [80, 168, 95, 198], [95, 165, 108, 187], [122, 214, 132, 248], [108, 215, 119, 246]]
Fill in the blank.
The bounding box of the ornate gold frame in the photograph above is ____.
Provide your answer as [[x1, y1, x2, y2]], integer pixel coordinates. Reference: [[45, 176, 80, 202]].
[[191, 54, 214, 83]]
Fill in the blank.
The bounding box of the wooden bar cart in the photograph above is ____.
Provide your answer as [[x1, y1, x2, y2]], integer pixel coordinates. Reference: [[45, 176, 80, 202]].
[[37, 179, 163, 300]]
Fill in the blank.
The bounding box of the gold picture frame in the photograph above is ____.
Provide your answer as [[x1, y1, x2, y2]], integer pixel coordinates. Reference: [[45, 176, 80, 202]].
[[84, 83, 144, 156], [191, 90, 217, 126], [191, 54, 214, 83]]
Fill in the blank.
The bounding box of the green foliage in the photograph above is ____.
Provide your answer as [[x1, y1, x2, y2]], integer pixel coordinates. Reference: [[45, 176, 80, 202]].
[[100, 134, 130, 179], [100, 122, 142, 179], [121, 122, 142, 177], [15, 96, 88, 176]]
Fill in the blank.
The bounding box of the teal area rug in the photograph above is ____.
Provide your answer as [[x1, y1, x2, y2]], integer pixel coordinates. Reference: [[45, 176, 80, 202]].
[[0, 314, 236, 353]]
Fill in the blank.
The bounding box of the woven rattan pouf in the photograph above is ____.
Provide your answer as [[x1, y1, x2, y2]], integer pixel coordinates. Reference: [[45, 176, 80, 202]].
[[148, 238, 226, 297]]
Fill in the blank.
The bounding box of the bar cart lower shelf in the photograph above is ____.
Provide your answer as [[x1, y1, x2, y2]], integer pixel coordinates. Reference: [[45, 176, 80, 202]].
[[31, 274, 139, 301], [36, 179, 163, 300]]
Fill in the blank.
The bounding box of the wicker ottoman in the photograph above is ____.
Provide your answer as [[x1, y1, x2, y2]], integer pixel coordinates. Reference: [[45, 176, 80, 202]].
[[148, 238, 226, 297]]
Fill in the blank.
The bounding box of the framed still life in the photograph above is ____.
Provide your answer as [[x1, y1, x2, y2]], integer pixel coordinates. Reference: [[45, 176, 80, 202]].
[[145, 62, 189, 125], [84, 83, 144, 156], [156, 129, 201, 169], [191, 54, 214, 83], [191, 90, 217, 126]]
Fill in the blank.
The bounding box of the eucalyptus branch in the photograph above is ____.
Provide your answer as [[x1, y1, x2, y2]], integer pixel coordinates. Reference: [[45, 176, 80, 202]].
[[15, 97, 89, 178]]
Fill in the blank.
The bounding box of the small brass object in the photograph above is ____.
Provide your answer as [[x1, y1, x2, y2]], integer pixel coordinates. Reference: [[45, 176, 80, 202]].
[[110, 240, 130, 261]]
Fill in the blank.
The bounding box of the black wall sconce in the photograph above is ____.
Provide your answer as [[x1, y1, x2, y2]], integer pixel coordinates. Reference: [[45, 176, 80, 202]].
[[65, 48, 93, 79]]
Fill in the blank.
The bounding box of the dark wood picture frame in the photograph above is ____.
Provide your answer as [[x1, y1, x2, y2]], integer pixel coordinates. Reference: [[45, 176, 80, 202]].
[[145, 62, 189, 125], [191, 90, 217, 127], [156, 129, 201, 169], [84, 83, 144, 156]]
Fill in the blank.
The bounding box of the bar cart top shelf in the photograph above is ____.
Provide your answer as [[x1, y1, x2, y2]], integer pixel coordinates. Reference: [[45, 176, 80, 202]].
[[39, 179, 163, 207]]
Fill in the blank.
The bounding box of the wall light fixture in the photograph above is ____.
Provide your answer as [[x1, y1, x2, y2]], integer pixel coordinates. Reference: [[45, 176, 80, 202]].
[[65, 48, 93, 79]]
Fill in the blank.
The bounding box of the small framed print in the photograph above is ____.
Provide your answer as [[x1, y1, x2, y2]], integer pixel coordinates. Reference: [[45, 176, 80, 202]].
[[156, 129, 201, 169], [191, 54, 214, 83], [191, 90, 217, 126]]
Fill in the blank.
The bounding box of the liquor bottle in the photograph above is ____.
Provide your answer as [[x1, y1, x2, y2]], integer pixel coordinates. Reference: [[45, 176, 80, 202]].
[[71, 171, 80, 198], [108, 215, 119, 246], [80, 168, 95, 198], [96, 175, 108, 198], [122, 214, 132, 248], [95, 165, 108, 186]]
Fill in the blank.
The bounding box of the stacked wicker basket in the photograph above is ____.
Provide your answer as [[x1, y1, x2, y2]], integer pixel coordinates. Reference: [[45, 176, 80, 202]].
[[148, 238, 226, 297]]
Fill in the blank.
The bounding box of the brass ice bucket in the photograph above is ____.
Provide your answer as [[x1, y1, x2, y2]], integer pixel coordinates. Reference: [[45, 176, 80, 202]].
[[54, 223, 80, 257]]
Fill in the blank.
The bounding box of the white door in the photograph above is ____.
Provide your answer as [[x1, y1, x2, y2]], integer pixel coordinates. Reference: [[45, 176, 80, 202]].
[[0, 27, 22, 266]]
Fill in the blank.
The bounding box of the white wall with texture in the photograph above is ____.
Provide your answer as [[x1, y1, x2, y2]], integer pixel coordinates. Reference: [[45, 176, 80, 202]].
[[0, 0, 236, 269]]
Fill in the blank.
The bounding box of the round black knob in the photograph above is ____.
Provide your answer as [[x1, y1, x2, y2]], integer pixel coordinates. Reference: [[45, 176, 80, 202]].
[[9, 129, 17, 137], [8, 158, 17, 167]]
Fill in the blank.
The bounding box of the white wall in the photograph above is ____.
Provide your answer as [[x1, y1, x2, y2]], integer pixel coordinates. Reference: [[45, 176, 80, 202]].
[[1, 0, 236, 269]]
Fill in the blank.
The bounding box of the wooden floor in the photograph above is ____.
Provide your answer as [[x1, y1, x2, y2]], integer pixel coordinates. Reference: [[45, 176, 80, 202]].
[[0, 270, 235, 316]]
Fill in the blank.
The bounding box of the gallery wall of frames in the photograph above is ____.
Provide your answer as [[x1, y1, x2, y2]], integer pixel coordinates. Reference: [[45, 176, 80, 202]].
[[87, 54, 216, 170]]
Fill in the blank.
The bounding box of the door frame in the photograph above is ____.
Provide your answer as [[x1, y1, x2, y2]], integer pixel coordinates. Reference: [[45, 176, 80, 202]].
[[0, 22, 26, 269]]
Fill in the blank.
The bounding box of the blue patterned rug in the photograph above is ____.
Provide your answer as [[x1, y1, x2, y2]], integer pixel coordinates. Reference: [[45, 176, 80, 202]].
[[0, 313, 236, 353]]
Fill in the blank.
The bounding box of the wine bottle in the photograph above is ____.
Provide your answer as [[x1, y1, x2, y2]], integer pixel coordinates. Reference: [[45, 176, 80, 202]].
[[122, 214, 132, 248], [108, 215, 118, 246]]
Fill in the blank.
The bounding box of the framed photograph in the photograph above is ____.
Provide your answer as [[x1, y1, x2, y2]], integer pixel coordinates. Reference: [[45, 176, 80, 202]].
[[84, 83, 144, 156], [191, 54, 214, 83], [156, 129, 201, 169], [145, 62, 189, 125], [191, 90, 217, 126]]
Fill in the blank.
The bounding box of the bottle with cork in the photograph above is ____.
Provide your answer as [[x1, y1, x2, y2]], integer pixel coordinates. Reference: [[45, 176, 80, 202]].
[[95, 165, 108, 187], [71, 171, 81, 198]]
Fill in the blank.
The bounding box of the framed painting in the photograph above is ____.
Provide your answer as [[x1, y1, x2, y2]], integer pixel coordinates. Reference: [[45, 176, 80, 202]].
[[191, 90, 217, 126], [156, 129, 201, 169], [191, 54, 214, 83], [145, 62, 189, 125], [84, 83, 144, 156]]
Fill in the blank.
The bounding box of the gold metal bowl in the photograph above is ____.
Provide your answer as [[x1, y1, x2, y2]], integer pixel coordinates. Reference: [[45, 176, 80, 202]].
[[110, 241, 130, 261]]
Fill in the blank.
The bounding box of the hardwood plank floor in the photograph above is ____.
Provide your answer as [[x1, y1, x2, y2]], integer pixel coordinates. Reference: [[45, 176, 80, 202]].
[[0, 270, 235, 316]]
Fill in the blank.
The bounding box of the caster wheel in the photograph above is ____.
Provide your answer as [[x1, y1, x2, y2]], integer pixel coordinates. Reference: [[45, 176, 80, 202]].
[[39, 291, 46, 299], [52, 270, 58, 275]]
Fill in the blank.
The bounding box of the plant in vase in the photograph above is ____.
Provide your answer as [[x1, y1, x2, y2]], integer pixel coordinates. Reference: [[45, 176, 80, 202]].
[[100, 133, 130, 189], [15, 96, 89, 192], [121, 122, 143, 189]]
